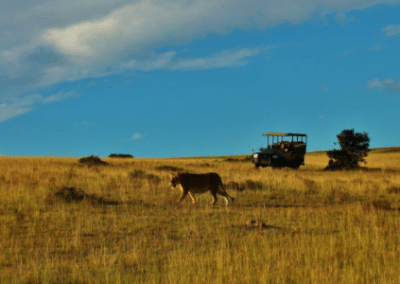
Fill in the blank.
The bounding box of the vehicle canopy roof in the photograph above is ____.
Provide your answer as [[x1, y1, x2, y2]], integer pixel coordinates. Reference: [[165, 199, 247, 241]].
[[262, 132, 307, 137]]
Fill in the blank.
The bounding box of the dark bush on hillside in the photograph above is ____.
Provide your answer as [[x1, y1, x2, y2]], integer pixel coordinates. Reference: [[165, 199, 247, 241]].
[[78, 155, 108, 166], [109, 153, 134, 158], [324, 128, 370, 170], [43, 186, 118, 206]]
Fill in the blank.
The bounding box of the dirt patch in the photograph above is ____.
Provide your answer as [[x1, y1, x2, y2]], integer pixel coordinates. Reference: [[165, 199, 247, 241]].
[[78, 155, 108, 166], [43, 186, 119, 206]]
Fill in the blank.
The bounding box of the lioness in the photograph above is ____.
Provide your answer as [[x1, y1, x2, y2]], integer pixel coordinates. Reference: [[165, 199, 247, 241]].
[[170, 172, 234, 205]]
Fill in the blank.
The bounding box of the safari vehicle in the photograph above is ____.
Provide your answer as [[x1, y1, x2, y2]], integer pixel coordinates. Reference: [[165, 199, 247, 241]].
[[252, 132, 307, 169]]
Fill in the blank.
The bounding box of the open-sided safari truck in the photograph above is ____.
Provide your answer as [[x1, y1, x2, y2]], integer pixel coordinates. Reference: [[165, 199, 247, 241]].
[[252, 132, 307, 169]]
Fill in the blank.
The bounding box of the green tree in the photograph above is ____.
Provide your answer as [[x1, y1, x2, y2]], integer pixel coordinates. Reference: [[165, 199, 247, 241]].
[[325, 128, 370, 170]]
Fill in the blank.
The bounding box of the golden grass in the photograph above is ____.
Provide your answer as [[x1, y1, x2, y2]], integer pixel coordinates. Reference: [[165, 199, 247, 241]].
[[1, 150, 400, 283]]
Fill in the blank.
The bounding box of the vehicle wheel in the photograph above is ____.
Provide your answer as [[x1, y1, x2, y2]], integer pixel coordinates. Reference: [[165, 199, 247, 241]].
[[291, 157, 303, 169], [255, 163, 260, 168], [272, 158, 284, 167]]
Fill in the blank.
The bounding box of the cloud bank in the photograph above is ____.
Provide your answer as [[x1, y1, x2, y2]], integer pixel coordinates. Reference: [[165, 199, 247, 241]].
[[1, 0, 400, 120]]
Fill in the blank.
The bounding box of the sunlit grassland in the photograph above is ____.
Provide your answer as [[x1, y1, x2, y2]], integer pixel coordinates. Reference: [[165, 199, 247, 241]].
[[1, 149, 400, 283]]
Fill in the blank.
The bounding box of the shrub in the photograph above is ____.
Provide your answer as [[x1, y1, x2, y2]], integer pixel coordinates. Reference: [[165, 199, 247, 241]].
[[325, 129, 370, 170], [78, 155, 108, 166], [109, 153, 134, 158], [43, 186, 118, 206]]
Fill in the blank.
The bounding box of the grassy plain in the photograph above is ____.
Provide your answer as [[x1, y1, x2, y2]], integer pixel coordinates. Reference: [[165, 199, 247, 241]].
[[1, 149, 400, 283]]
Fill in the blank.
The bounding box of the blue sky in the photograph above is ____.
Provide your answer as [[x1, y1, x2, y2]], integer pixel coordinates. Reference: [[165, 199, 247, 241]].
[[1, 0, 400, 157]]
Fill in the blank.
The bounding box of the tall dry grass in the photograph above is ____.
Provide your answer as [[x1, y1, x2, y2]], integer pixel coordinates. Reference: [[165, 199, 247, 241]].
[[0, 150, 400, 283]]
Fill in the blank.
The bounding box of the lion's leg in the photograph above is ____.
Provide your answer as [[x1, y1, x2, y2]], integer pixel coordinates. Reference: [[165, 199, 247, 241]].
[[188, 192, 197, 204], [210, 192, 217, 205], [178, 190, 188, 203], [217, 188, 234, 205]]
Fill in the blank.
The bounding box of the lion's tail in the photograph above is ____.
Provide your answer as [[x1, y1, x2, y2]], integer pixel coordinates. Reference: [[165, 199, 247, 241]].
[[220, 180, 234, 201]]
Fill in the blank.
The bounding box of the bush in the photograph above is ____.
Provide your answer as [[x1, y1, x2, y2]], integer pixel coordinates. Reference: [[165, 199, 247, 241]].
[[78, 155, 108, 166], [43, 186, 118, 206], [325, 129, 370, 170], [109, 153, 134, 158]]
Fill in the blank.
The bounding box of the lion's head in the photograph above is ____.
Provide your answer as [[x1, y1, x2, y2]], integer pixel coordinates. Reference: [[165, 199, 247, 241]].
[[169, 173, 180, 188]]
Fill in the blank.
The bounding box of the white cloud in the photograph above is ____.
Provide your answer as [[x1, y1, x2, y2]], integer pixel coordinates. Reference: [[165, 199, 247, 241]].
[[382, 24, 400, 37], [42, 91, 79, 103], [0, 105, 32, 123], [0, 91, 79, 122], [130, 133, 144, 140], [334, 12, 347, 25], [120, 132, 145, 142], [170, 48, 261, 70], [333, 11, 354, 26], [368, 78, 400, 92], [369, 42, 386, 51]]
